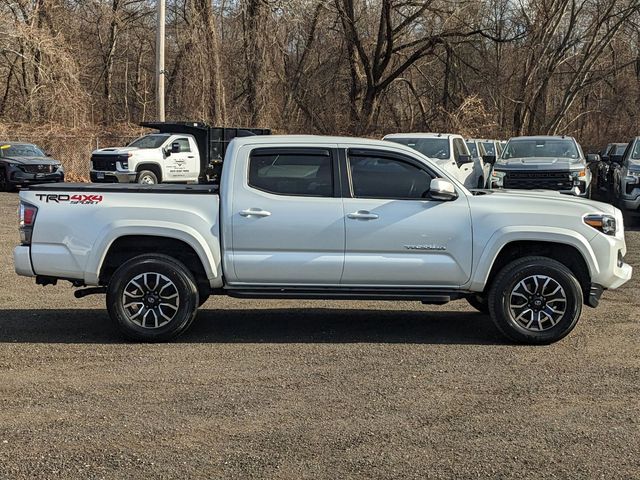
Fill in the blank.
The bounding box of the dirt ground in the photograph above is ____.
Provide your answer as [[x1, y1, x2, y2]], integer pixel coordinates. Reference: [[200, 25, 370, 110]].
[[0, 191, 638, 479]]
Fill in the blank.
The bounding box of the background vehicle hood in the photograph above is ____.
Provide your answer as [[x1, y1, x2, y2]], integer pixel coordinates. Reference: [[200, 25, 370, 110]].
[[92, 147, 140, 155], [495, 157, 585, 170], [2, 155, 59, 165]]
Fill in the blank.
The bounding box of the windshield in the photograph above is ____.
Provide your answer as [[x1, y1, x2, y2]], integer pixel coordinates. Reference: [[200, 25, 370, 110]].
[[0, 143, 46, 157], [386, 137, 450, 159], [128, 134, 170, 149], [612, 144, 627, 155], [482, 142, 496, 155], [466, 142, 478, 156], [502, 139, 579, 159]]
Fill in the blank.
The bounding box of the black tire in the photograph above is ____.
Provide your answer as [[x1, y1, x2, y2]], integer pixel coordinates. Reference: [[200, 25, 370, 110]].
[[487, 256, 583, 344], [106, 254, 199, 342], [466, 294, 489, 314], [137, 170, 158, 184]]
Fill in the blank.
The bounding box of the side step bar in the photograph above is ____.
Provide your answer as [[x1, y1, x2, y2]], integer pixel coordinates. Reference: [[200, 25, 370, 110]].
[[225, 287, 463, 304]]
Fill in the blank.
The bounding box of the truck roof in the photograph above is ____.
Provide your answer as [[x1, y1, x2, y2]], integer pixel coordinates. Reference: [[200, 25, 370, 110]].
[[508, 135, 576, 141], [230, 134, 439, 161], [382, 133, 461, 140]]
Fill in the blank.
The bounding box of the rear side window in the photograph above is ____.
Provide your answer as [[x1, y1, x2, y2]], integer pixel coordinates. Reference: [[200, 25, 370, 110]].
[[249, 149, 333, 197], [348, 153, 433, 199]]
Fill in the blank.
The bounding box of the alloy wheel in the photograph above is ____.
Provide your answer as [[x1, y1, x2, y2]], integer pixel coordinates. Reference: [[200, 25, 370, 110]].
[[508, 275, 567, 332], [121, 272, 180, 329]]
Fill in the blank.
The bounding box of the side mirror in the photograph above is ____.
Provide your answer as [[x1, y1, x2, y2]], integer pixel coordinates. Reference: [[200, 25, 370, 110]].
[[483, 154, 497, 165], [164, 147, 171, 157], [171, 142, 181, 153], [429, 178, 458, 201], [587, 153, 600, 162], [458, 154, 471, 164]]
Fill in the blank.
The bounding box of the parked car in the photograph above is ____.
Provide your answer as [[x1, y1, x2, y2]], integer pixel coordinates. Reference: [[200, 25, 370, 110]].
[[490, 136, 595, 197], [480, 139, 504, 158], [384, 133, 493, 189], [14, 135, 631, 344], [0, 142, 64, 192], [590, 143, 627, 201], [612, 137, 640, 215], [90, 122, 271, 185]]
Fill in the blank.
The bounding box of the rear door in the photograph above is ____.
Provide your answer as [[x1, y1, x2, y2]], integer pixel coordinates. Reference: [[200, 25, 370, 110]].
[[341, 148, 473, 287], [227, 146, 345, 285]]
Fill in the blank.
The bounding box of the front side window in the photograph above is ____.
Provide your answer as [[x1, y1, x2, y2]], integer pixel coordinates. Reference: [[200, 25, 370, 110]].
[[503, 139, 579, 159], [454, 139, 471, 164], [175, 138, 191, 152], [466, 141, 478, 157], [348, 153, 433, 199], [482, 142, 496, 155], [249, 150, 333, 197], [128, 134, 170, 149], [385, 137, 450, 160]]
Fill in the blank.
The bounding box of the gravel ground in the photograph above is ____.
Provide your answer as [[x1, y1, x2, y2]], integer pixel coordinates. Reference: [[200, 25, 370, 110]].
[[0, 191, 638, 479]]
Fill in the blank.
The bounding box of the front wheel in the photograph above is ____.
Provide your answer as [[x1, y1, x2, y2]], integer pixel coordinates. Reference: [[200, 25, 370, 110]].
[[106, 254, 199, 341], [137, 170, 158, 184], [488, 256, 583, 344]]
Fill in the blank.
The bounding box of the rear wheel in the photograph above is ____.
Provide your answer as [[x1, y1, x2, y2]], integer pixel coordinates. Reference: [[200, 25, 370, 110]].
[[106, 254, 199, 341], [137, 170, 158, 185], [488, 256, 583, 344]]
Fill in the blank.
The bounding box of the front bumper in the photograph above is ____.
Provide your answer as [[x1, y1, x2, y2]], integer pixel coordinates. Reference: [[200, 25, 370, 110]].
[[620, 176, 640, 211], [7, 165, 64, 185], [13, 245, 34, 277], [588, 213, 633, 291], [90, 170, 137, 183]]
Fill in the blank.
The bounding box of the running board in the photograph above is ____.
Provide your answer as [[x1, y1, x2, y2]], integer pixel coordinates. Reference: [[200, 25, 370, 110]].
[[225, 287, 462, 304]]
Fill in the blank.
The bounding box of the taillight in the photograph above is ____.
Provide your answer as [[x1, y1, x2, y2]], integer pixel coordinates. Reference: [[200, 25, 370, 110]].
[[19, 201, 38, 245]]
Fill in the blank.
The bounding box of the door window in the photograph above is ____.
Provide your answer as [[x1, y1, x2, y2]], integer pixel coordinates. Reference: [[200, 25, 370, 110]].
[[249, 150, 333, 197], [348, 153, 433, 199], [454, 139, 472, 164], [175, 138, 191, 152]]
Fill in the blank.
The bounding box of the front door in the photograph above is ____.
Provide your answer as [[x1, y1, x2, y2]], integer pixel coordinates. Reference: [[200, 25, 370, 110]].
[[228, 146, 345, 285], [165, 137, 199, 181], [341, 148, 473, 287]]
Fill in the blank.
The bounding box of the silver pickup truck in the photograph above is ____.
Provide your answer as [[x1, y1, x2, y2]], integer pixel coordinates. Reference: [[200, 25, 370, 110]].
[[490, 136, 596, 197], [13, 135, 631, 344]]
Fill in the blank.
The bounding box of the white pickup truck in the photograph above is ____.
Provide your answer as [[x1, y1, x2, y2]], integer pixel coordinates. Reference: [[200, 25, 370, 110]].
[[14, 136, 632, 344]]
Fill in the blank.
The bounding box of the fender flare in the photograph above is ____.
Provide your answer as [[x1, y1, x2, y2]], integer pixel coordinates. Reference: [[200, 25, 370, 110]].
[[84, 221, 220, 286], [467, 226, 598, 291]]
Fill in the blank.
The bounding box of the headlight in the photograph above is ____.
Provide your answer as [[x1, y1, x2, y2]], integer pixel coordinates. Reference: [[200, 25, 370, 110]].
[[571, 169, 586, 178], [584, 214, 617, 235], [491, 170, 506, 178]]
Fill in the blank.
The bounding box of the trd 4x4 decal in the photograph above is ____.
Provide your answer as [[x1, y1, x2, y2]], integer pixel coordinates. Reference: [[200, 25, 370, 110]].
[[35, 194, 104, 204]]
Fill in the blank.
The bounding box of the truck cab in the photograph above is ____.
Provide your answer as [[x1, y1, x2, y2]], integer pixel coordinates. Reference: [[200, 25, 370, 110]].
[[90, 122, 271, 184]]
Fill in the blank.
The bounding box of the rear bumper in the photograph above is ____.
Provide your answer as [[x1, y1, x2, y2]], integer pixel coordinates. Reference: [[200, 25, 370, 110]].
[[13, 245, 34, 277], [90, 170, 137, 183]]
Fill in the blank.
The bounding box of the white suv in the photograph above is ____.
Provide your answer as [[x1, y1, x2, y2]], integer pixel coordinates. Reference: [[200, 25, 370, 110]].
[[384, 133, 492, 189]]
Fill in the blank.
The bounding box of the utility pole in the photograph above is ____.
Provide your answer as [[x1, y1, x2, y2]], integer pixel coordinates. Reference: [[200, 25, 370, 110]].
[[156, 0, 166, 121]]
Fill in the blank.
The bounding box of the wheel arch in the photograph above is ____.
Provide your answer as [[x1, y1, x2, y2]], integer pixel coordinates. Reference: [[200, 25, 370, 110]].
[[135, 162, 163, 183], [470, 229, 597, 297], [87, 225, 221, 289]]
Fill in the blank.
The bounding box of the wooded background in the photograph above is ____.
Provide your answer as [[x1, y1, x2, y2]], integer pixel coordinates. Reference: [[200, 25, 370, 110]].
[[2, 0, 640, 157]]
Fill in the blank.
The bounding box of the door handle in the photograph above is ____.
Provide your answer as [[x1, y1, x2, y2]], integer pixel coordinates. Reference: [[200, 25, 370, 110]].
[[347, 210, 379, 220], [187, 155, 195, 159], [240, 208, 271, 217]]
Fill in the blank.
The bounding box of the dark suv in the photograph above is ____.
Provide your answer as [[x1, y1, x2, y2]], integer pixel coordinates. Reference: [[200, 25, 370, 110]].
[[0, 142, 64, 191]]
